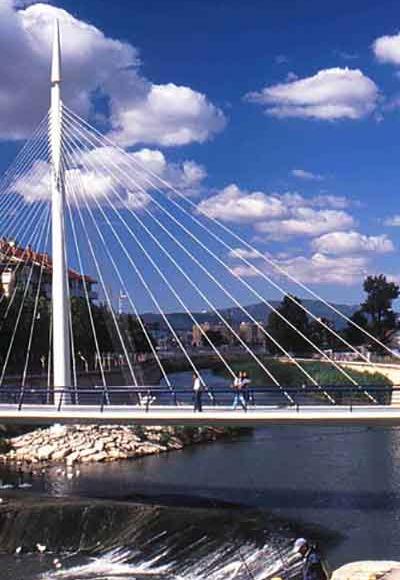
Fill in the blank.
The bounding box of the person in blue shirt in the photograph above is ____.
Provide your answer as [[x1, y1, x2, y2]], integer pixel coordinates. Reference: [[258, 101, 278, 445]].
[[293, 538, 328, 580]]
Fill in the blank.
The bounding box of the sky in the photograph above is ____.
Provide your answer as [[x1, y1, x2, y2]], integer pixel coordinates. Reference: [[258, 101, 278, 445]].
[[2, 0, 400, 312]]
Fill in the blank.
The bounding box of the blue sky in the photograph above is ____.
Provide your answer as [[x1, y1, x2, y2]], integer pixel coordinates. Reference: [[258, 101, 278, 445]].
[[3, 0, 400, 313]]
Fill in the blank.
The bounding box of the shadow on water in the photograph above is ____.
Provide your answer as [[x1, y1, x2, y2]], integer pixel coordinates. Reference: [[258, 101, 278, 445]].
[[113, 487, 400, 511]]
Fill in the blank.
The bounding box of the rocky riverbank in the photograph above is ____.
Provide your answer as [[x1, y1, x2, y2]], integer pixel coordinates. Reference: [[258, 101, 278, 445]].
[[332, 561, 400, 580], [0, 424, 237, 465]]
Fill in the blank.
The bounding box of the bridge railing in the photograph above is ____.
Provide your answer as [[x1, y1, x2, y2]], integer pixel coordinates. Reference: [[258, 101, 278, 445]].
[[0, 384, 396, 412]]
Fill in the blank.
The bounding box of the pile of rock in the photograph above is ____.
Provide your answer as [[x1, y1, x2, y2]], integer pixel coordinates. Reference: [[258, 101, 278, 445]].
[[0, 424, 228, 466]]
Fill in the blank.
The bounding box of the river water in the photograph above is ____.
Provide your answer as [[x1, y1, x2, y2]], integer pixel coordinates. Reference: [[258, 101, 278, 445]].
[[0, 369, 399, 579]]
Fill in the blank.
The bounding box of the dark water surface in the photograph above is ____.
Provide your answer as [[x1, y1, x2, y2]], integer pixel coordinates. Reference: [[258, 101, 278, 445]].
[[0, 369, 399, 578]]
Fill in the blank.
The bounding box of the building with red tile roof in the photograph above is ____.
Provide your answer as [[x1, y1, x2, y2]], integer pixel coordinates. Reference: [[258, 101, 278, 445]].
[[0, 238, 97, 300]]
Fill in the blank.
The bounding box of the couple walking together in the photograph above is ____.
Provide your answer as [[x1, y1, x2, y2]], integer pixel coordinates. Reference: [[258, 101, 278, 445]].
[[192, 370, 250, 412], [232, 370, 250, 411]]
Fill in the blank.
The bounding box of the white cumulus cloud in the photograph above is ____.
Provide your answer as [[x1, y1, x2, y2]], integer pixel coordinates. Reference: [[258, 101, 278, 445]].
[[79, 146, 206, 198], [291, 168, 324, 181], [312, 231, 394, 255], [309, 194, 349, 209], [197, 184, 351, 231], [110, 83, 226, 147], [228, 248, 261, 260], [197, 184, 286, 224], [384, 214, 400, 226], [231, 253, 368, 286], [246, 67, 379, 120], [10, 159, 116, 205], [11, 146, 206, 207], [373, 32, 400, 65], [0, 1, 226, 146], [284, 253, 368, 285], [10, 159, 51, 203], [255, 207, 354, 240]]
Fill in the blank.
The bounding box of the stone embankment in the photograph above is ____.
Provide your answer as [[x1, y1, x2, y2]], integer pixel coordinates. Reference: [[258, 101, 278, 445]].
[[0, 424, 231, 465], [332, 561, 400, 580]]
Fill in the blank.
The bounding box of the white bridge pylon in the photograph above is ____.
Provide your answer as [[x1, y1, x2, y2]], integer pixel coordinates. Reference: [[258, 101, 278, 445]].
[[50, 20, 71, 398], [0, 20, 399, 406]]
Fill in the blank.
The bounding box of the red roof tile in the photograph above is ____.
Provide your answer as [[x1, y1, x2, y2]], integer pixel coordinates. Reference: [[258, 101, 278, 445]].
[[0, 239, 96, 284]]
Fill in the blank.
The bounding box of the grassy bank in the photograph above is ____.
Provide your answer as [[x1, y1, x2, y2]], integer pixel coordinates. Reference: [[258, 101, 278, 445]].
[[163, 355, 391, 403], [217, 358, 391, 387], [163, 354, 391, 388], [214, 358, 392, 404]]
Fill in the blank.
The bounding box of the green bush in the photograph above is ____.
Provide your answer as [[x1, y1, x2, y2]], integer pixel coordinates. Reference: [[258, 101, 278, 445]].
[[159, 431, 172, 446], [133, 425, 146, 440], [0, 437, 11, 453]]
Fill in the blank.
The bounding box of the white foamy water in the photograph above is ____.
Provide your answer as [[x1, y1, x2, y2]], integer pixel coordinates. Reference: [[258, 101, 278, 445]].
[[39, 543, 301, 580], [40, 548, 171, 579]]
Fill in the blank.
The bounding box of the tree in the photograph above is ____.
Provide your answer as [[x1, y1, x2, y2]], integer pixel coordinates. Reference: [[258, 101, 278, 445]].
[[70, 297, 97, 360], [343, 310, 369, 347], [0, 290, 35, 373], [267, 295, 312, 355], [0, 288, 157, 379], [124, 314, 154, 353], [360, 275, 400, 351], [309, 316, 340, 350]]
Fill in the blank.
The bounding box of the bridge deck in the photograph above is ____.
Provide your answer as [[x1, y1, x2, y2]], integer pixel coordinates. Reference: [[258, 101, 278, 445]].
[[0, 404, 400, 426]]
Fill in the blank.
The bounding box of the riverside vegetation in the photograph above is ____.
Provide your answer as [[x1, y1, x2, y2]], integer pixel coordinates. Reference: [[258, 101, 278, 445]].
[[209, 358, 392, 404], [225, 359, 390, 386]]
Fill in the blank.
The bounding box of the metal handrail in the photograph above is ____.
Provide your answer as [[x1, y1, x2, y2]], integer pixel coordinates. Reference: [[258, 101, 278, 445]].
[[0, 384, 395, 412], [0, 384, 396, 394]]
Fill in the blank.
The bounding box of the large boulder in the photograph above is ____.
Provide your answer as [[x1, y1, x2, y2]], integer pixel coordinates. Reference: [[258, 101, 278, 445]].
[[37, 444, 57, 461], [332, 561, 400, 580]]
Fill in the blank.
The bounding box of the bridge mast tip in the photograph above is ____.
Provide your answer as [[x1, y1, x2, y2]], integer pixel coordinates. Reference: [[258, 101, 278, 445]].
[[51, 19, 62, 85]]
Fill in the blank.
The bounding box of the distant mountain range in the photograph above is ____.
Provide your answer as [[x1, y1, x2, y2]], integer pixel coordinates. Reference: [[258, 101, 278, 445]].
[[141, 299, 358, 331]]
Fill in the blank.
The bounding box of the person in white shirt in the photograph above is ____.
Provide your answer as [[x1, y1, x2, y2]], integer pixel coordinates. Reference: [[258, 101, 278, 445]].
[[193, 374, 203, 412], [232, 371, 247, 411]]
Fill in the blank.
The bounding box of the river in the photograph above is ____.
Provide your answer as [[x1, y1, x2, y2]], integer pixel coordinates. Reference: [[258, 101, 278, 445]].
[[0, 368, 399, 579]]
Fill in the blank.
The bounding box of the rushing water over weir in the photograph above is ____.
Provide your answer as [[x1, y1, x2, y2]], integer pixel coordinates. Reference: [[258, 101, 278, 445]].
[[0, 495, 305, 580]]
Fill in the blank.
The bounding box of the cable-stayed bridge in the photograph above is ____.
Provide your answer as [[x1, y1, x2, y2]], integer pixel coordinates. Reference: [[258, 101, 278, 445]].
[[0, 385, 398, 427], [0, 22, 400, 426]]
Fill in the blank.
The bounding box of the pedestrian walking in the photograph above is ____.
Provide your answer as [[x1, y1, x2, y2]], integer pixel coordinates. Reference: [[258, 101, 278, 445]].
[[232, 371, 247, 411], [241, 370, 251, 404], [193, 374, 203, 412], [292, 538, 329, 580]]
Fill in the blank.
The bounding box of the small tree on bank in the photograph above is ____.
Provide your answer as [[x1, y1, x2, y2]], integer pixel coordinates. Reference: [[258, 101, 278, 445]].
[[309, 316, 340, 351], [344, 275, 400, 352], [267, 295, 312, 355], [343, 310, 369, 347]]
